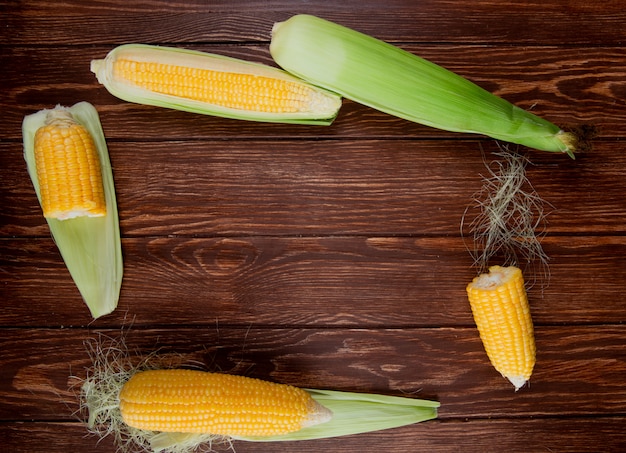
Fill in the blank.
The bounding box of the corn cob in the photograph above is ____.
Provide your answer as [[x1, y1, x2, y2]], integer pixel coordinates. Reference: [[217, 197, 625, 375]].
[[466, 265, 536, 390], [90, 44, 342, 125], [22, 102, 123, 319], [270, 14, 577, 156], [119, 369, 332, 437], [33, 109, 106, 220]]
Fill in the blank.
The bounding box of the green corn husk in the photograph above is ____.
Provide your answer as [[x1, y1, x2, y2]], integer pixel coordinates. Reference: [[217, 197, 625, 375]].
[[90, 44, 342, 125], [270, 14, 578, 156], [22, 102, 123, 319]]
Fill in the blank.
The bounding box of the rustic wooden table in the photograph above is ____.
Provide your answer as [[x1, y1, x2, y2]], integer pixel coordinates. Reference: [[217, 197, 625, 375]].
[[2, 1, 626, 451]]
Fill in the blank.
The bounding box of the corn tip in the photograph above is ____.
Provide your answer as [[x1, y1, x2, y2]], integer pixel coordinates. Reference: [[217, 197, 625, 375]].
[[556, 130, 578, 158], [559, 124, 599, 158], [302, 400, 333, 428], [506, 375, 528, 391]]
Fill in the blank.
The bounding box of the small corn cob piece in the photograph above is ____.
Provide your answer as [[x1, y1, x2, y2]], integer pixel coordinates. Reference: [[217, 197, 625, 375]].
[[34, 109, 106, 220], [90, 44, 342, 125], [22, 102, 123, 319], [119, 369, 333, 436], [466, 265, 536, 390], [270, 14, 578, 156]]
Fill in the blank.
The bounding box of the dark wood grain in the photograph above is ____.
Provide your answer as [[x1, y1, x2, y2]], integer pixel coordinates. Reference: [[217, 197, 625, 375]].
[[2, 1, 625, 451], [2, 236, 626, 327], [1, 140, 624, 238], [2, 328, 625, 419], [1, 327, 626, 452], [3, 418, 626, 453], [3, 0, 626, 46]]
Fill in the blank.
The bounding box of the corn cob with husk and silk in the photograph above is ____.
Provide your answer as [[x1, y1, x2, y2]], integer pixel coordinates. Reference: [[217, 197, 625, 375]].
[[269, 14, 578, 156], [90, 44, 342, 125], [22, 102, 123, 319], [81, 344, 440, 453], [466, 265, 536, 390]]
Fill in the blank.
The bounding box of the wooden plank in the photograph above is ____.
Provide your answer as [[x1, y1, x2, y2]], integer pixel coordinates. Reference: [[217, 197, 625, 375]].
[[2, 0, 625, 45], [2, 140, 624, 238], [2, 2, 625, 452], [2, 235, 626, 327], [2, 417, 626, 453], [2, 45, 624, 139], [1, 327, 625, 420]]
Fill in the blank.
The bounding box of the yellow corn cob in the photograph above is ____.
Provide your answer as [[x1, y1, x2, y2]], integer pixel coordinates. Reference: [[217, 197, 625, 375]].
[[91, 44, 342, 125], [466, 265, 536, 390], [119, 369, 333, 436], [33, 109, 106, 220], [113, 59, 322, 114]]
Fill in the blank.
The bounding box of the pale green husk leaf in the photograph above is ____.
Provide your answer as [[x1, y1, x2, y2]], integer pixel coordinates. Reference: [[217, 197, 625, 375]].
[[270, 14, 576, 155], [236, 388, 439, 442], [91, 44, 342, 125], [22, 102, 123, 319]]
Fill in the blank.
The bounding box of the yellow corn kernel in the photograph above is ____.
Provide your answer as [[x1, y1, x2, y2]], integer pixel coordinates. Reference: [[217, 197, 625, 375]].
[[113, 58, 319, 114], [119, 369, 332, 436], [466, 265, 536, 390], [33, 110, 106, 220]]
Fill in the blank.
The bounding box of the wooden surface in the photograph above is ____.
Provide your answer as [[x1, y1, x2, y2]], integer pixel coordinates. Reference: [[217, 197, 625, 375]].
[[2, 1, 626, 451]]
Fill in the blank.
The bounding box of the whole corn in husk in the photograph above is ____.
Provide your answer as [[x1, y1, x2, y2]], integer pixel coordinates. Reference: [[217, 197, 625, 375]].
[[80, 337, 439, 453], [90, 44, 342, 125], [22, 102, 123, 319], [270, 14, 578, 156]]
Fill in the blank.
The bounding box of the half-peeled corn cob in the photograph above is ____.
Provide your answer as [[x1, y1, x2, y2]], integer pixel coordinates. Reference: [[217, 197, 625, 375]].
[[91, 44, 342, 125], [22, 102, 123, 319], [81, 339, 440, 453], [466, 265, 535, 390], [270, 14, 577, 156]]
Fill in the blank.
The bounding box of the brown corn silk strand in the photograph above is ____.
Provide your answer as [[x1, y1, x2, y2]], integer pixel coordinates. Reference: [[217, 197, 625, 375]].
[[463, 145, 551, 288]]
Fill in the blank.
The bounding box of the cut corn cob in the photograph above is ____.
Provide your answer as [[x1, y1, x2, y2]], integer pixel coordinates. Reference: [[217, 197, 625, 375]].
[[34, 109, 106, 220], [466, 265, 535, 390], [22, 102, 123, 319], [270, 14, 577, 156], [119, 369, 332, 437], [90, 44, 342, 125]]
